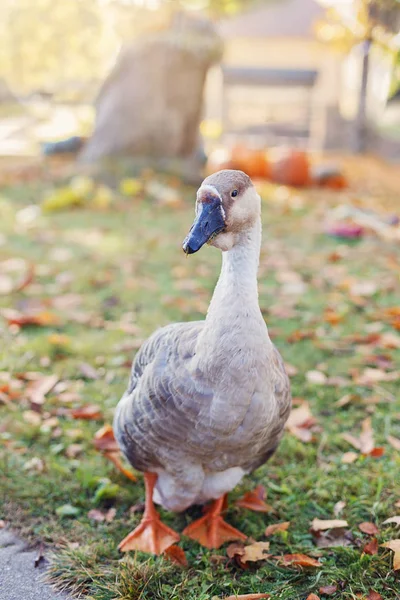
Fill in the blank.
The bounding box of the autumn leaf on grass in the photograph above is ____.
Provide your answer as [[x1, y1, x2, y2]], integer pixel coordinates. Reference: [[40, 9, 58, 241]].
[[285, 401, 317, 443], [306, 595, 321, 600], [311, 518, 350, 548], [380, 539, 400, 570], [273, 553, 322, 568], [164, 545, 188, 567], [264, 522, 290, 537], [26, 374, 59, 407], [235, 485, 273, 512], [319, 585, 338, 595], [354, 368, 400, 386], [387, 435, 400, 451], [70, 404, 102, 420], [382, 516, 400, 527], [87, 507, 116, 523], [223, 594, 270, 600], [1, 308, 60, 328], [227, 541, 271, 566], [363, 537, 379, 555], [366, 591, 383, 600], [342, 417, 384, 457], [311, 518, 348, 531], [359, 522, 379, 535], [94, 424, 136, 482]]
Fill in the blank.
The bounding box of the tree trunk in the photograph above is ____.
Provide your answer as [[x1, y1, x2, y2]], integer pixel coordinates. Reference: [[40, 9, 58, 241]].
[[80, 12, 222, 171], [353, 38, 372, 153]]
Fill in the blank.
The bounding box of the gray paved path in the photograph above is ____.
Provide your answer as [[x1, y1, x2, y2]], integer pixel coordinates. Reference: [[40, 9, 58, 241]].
[[0, 529, 70, 600]]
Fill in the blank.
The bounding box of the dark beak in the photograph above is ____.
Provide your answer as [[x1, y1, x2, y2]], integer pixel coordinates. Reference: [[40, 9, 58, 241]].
[[182, 196, 225, 254]]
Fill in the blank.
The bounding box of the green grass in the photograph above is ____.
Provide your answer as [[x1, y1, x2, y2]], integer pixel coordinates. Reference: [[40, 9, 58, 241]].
[[1, 173, 400, 600]]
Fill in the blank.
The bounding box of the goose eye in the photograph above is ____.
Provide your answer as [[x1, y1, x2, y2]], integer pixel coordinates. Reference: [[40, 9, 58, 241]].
[[231, 189, 238, 198]]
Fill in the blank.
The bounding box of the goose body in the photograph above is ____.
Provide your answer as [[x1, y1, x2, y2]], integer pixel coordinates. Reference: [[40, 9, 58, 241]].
[[114, 170, 291, 551]]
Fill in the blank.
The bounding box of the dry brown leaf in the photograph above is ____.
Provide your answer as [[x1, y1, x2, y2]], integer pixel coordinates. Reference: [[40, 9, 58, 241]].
[[274, 553, 322, 568], [319, 585, 338, 595], [70, 404, 102, 420], [382, 516, 400, 526], [264, 521, 290, 537], [342, 417, 377, 455], [341, 451, 358, 464], [164, 545, 188, 567], [26, 374, 59, 406], [306, 595, 320, 600], [79, 363, 99, 380], [359, 522, 379, 535], [88, 507, 116, 523], [363, 537, 379, 555], [94, 424, 119, 453], [355, 368, 400, 386], [333, 501, 346, 517], [235, 485, 273, 512], [240, 541, 271, 563], [380, 539, 400, 570], [1, 308, 60, 327], [311, 518, 348, 531], [366, 591, 383, 600], [306, 370, 327, 385], [286, 402, 317, 442], [223, 595, 270, 600], [387, 435, 400, 451]]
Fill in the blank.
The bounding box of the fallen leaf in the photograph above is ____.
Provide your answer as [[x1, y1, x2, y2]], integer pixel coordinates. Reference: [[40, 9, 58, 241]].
[[342, 417, 376, 455], [241, 541, 271, 563], [334, 501, 346, 517], [94, 424, 119, 453], [382, 516, 400, 526], [264, 522, 290, 536], [235, 485, 273, 512], [366, 591, 383, 600], [387, 435, 400, 451], [311, 518, 348, 531], [274, 553, 322, 568], [1, 308, 60, 327], [341, 451, 358, 464], [56, 504, 80, 518], [23, 457, 44, 472], [355, 368, 400, 386], [359, 522, 379, 535], [26, 374, 58, 406], [0, 520, 5, 529], [70, 404, 102, 420], [66, 444, 83, 458], [380, 539, 400, 570], [164, 545, 188, 567], [306, 595, 321, 600], [319, 585, 338, 595], [87, 509, 106, 522], [306, 370, 327, 385], [79, 363, 99, 380], [223, 595, 270, 600], [285, 402, 317, 442], [363, 537, 379, 555]]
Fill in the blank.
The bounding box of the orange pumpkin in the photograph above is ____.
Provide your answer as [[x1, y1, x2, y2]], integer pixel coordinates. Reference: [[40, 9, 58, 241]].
[[230, 144, 270, 179], [270, 150, 310, 187]]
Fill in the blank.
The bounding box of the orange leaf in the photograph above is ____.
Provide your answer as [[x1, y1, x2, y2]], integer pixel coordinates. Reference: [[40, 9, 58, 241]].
[[319, 585, 338, 595], [164, 545, 188, 567], [264, 521, 290, 536], [380, 539, 400, 570], [363, 537, 379, 555], [275, 553, 322, 568], [70, 404, 102, 420], [306, 594, 321, 600], [94, 424, 119, 453], [235, 485, 273, 512], [367, 591, 383, 600], [359, 522, 379, 535], [1, 308, 60, 327]]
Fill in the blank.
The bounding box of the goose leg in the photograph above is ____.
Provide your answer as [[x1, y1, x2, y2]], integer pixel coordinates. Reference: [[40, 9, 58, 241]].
[[118, 472, 180, 555], [183, 494, 246, 549]]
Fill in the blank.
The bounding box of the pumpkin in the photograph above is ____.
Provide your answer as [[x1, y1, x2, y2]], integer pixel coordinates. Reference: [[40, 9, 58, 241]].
[[230, 144, 270, 179], [270, 150, 310, 187]]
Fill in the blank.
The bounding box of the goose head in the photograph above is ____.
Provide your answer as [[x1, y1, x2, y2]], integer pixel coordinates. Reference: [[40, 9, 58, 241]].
[[183, 169, 260, 254]]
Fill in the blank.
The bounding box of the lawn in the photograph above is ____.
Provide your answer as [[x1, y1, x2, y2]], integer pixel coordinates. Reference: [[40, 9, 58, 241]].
[[0, 159, 399, 600]]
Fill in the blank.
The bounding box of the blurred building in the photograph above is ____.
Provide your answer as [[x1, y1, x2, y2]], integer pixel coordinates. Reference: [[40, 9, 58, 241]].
[[205, 0, 348, 149]]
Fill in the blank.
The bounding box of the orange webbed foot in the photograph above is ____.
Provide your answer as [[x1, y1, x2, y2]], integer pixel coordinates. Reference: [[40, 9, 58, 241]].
[[118, 472, 179, 555], [183, 495, 246, 549]]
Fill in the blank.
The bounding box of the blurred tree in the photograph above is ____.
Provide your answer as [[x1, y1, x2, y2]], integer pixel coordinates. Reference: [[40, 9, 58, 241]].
[[315, 0, 400, 152]]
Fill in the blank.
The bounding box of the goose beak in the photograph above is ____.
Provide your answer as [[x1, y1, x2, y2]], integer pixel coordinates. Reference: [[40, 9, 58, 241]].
[[182, 196, 225, 255]]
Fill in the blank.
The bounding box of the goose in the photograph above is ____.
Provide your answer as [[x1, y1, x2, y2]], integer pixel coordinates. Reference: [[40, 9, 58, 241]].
[[114, 169, 292, 554]]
